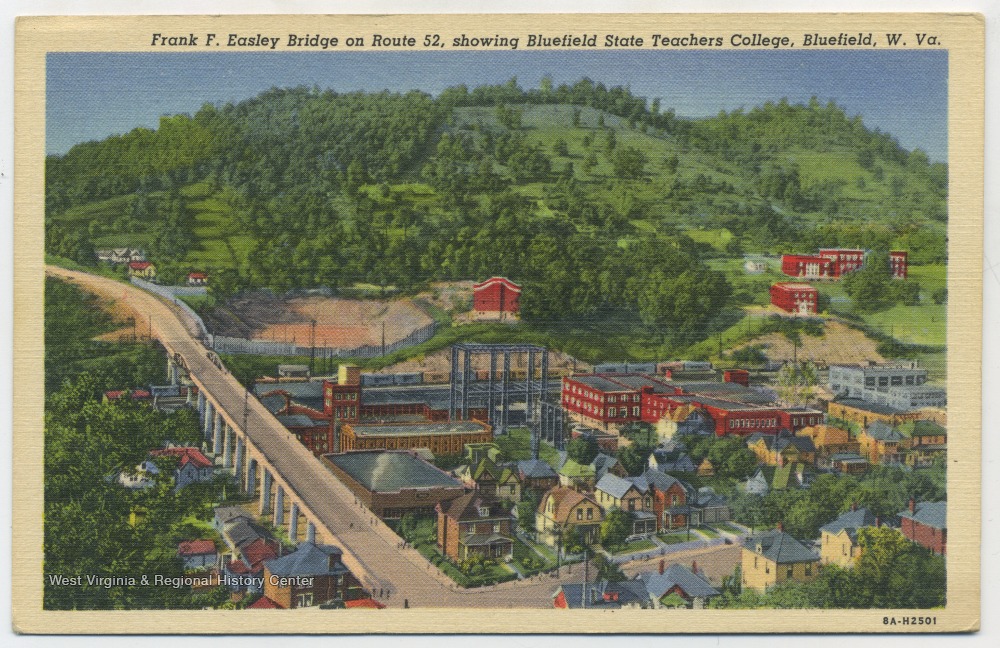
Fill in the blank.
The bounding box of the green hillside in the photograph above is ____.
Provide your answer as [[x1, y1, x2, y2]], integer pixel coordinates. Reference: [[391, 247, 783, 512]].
[[44, 80, 948, 357]]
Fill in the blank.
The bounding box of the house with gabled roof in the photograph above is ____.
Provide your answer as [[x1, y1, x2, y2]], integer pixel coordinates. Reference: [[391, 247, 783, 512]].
[[638, 561, 720, 609], [148, 446, 214, 490], [515, 459, 559, 494], [899, 420, 947, 468], [797, 424, 859, 459], [819, 505, 880, 567], [741, 525, 820, 592], [553, 579, 651, 609], [262, 541, 365, 608], [437, 491, 515, 562], [536, 487, 603, 548], [591, 452, 628, 481], [558, 458, 597, 490], [898, 499, 946, 555], [128, 260, 156, 279], [177, 539, 218, 571], [594, 473, 656, 536], [743, 468, 770, 496], [858, 421, 907, 465]]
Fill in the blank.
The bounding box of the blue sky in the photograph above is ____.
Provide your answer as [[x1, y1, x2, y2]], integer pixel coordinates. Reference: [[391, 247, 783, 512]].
[[47, 50, 948, 161]]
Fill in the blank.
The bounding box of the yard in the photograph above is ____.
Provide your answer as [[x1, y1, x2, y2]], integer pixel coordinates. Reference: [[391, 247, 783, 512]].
[[398, 515, 518, 588], [510, 538, 559, 576], [659, 531, 696, 545], [607, 538, 657, 555]]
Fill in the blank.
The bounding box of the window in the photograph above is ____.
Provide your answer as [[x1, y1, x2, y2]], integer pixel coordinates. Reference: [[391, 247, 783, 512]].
[[587, 508, 594, 520], [609, 408, 617, 417], [493, 522, 501, 533], [509, 485, 516, 495], [296, 593, 314, 608], [633, 407, 640, 417], [634, 395, 641, 403], [806, 565, 812, 577], [577, 509, 583, 521], [786, 566, 794, 579], [754, 557, 758, 569], [609, 396, 616, 404], [628, 500, 636, 512]]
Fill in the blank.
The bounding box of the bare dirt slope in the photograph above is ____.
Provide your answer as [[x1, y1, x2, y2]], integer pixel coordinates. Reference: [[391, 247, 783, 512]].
[[206, 292, 433, 348], [736, 320, 885, 366]]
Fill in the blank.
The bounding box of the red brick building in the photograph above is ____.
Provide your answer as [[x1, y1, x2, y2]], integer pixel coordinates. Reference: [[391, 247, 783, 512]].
[[818, 248, 866, 277], [561, 373, 822, 437], [781, 248, 866, 280], [898, 499, 946, 555], [323, 365, 361, 423], [770, 282, 818, 315], [890, 251, 908, 279], [472, 277, 522, 320], [781, 254, 835, 279]]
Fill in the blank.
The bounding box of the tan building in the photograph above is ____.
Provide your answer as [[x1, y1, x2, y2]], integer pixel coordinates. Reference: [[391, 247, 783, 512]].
[[339, 420, 492, 456], [857, 421, 907, 465], [797, 424, 859, 458], [536, 487, 604, 549], [827, 398, 923, 429], [818, 506, 878, 568], [741, 527, 820, 593]]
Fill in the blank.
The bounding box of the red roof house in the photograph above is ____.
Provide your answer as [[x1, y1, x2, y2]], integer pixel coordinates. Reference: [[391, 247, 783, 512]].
[[472, 277, 522, 320], [345, 598, 386, 609], [148, 447, 215, 489], [248, 596, 283, 609], [178, 539, 218, 570]]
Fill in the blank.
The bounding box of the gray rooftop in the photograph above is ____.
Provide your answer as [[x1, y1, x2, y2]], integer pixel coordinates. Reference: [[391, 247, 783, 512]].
[[516, 459, 558, 479], [348, 421, 488, 437], [277, 414, 326, 428], [568, 375, 636, 392], [264, 542, 348, 578], [640, 564, 719, 599], [820, 507, 878, 538], [324, 451, 463, 493], [834, 398, 905, 416], [744, 529, 819, 564], [898, 500, 946, 530], [596, 473, 639, 500]]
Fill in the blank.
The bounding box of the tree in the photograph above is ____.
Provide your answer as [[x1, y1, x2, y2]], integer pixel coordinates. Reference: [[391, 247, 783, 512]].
[[600, 508, 631, 550], [617, 445, 650, 477], [566, 436, 599, 465], [592, 553, 626, 582], [611, 146, 647, 180]]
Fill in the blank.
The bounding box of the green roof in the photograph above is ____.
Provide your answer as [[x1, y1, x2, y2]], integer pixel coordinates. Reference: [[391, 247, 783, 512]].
[[899, 420, 946, 438], [559, 459, 595, 478], [660, 592, 689, 608], [324, 451, 463, 492]]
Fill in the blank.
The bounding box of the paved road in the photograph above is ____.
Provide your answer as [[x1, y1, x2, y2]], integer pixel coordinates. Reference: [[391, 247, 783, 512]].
[[47, 266, 583, 608], [48, 266, 744, 608]]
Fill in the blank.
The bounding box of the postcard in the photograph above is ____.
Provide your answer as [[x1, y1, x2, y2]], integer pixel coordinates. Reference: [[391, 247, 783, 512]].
[[12, 12, 983, 634]]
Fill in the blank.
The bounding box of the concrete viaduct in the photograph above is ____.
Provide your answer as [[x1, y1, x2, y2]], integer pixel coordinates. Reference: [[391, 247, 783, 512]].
[[48, 266, 587, 609]]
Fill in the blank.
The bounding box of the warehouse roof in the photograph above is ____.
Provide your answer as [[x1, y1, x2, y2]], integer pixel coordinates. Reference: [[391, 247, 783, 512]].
[[323, 451, 463, 493]]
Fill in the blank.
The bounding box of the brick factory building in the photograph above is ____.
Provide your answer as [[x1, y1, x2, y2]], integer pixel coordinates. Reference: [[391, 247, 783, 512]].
[[472, 277, 522, 320], [321, 450, 466, 519], [339, 420, 493, 455], [770, 282, 818, 315], [561, 373, 822, 437]]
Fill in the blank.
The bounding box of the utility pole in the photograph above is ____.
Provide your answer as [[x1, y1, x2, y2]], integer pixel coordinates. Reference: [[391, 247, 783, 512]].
[[381, 321, 386, 357], [309, 319, 317, 375]]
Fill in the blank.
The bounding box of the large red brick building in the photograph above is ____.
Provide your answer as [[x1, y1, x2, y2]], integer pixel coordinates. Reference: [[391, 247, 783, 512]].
[[561, 373, 823, 436], [770, 282, 818, 315], [472, 277, 521, 320]]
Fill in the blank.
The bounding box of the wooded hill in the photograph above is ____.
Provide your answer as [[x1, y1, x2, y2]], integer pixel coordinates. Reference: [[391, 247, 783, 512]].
[[46, 79, 947, 349]]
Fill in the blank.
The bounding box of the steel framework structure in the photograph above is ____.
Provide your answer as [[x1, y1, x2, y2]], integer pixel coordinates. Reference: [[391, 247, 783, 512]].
[[448, 343, 557, 456]]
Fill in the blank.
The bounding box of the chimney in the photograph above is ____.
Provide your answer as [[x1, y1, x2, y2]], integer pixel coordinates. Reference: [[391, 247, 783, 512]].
[[328, 553, 338, 572], [851, 501, 857, 512], [691, 560, 698, 575], [776, 521, 784, 532], [874, 516, 880, 528], [659, 559, 665, 575], [909, 498, 916, 514]]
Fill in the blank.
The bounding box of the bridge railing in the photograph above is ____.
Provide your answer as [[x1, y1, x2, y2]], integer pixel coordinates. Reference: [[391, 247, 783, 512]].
[[131, 277, 210, 341], [211, 321, 437, 358]]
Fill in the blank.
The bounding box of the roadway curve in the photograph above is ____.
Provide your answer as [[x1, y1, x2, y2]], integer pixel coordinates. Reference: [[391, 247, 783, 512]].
[[47, 266, 581, 608], [47, 267, 742, 608]]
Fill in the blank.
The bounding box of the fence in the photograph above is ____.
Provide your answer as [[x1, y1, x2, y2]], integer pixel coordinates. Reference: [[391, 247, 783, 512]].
[[131, 277, 210, 341], [211, 321, 437, 358]]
